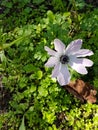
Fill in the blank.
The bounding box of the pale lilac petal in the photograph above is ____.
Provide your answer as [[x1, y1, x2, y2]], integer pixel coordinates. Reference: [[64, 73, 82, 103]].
[[52, 63, 60, 77], [74, 49, 94, 57], [44, 46, 56, 56], [70, 63, 87, 74], [45, 57, 58, 67], [81, 58, 93, 67], [69, 56, 88, 74], [65, 39, 82, 55], [54, 39, 65, 53], [57, 64, 71, 86], [69, 56, 93, 67]]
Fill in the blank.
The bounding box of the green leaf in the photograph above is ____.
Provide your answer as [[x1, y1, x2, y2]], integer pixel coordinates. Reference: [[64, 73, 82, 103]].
[[37, 70, 43, 79], [33, 0, 44, 4], [0, 51, 6, 62], [23, 64, 34, 73], [47, 10, 55, 22], [19, 116, 26, 130], [38, 86, 48, 97], [29, 85, 36, 93]]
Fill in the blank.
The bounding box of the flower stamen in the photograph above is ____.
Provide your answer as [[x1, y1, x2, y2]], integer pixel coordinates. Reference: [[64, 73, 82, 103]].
[[60, 55, 69, 64]]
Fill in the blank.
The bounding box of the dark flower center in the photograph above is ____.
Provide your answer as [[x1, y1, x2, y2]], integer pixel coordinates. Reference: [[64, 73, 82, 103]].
[[60, 55, 69, 64]]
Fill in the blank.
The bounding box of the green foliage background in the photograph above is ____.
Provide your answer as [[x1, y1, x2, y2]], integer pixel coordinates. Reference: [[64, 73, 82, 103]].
[[0, 0, 98, 130]]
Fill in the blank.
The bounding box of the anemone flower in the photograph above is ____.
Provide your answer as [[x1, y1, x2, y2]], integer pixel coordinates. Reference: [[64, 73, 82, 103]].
[[44, 39, 94, 86]]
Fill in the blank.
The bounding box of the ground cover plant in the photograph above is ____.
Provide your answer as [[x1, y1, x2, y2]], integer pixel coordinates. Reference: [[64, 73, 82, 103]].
[[0, 0, 98, 130]]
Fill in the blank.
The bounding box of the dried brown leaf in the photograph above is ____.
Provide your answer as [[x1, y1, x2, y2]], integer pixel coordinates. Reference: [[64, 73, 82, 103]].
[[64, 79, 97, 103]]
